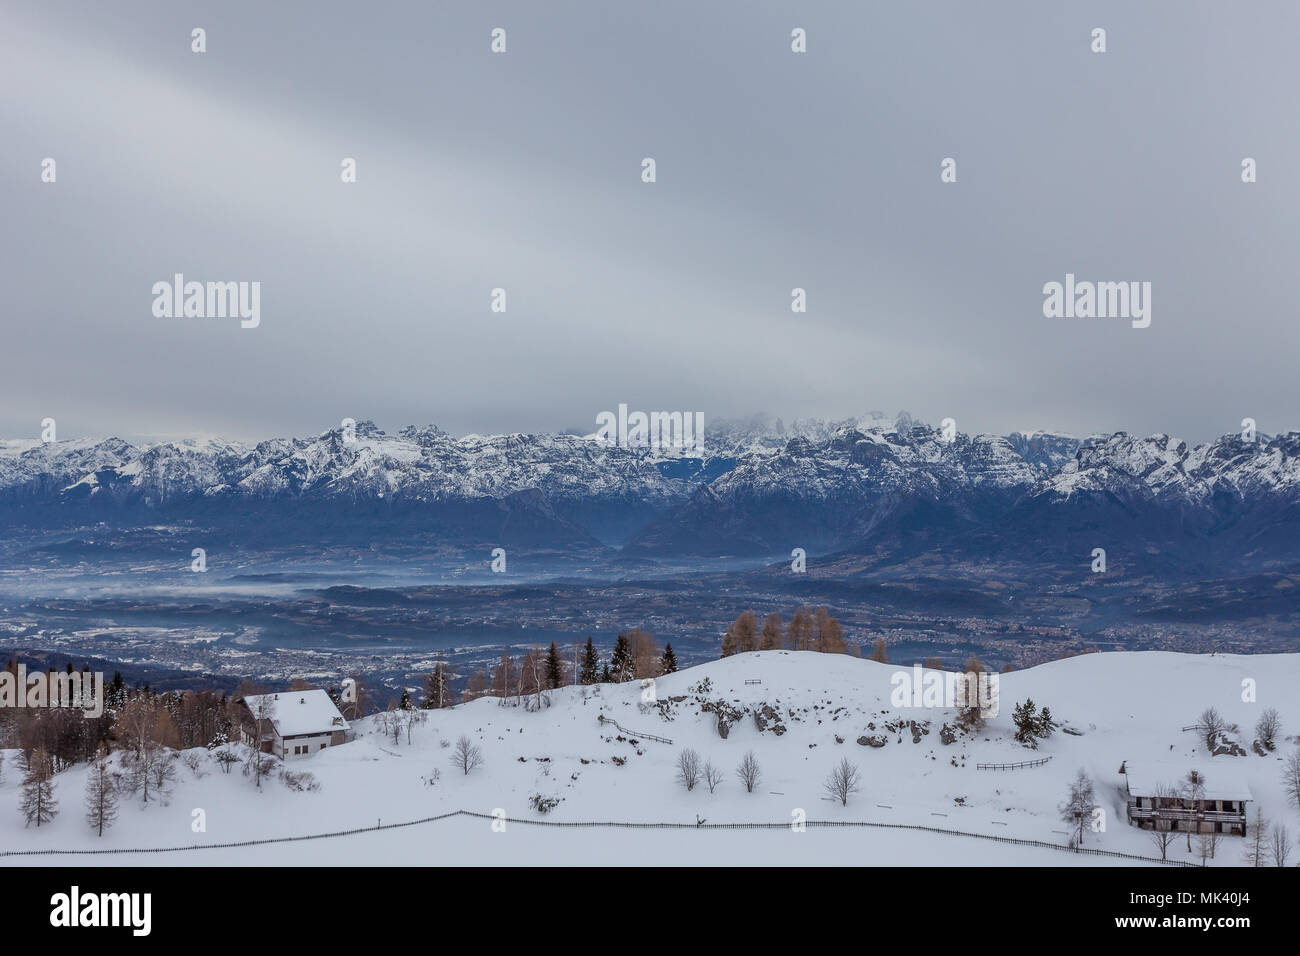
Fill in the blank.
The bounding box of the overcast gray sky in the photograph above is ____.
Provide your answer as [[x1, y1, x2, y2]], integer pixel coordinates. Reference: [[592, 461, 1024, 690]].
[[3, 1, 1297, 444]]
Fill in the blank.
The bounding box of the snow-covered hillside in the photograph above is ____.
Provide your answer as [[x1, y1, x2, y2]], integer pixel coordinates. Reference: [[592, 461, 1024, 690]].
[[5, 650, 1294, 868], [3, 651, 1298, 866]]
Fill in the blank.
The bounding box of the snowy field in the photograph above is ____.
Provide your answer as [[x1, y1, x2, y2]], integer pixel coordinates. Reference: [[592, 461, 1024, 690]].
[[2, 650, 1297, 866]]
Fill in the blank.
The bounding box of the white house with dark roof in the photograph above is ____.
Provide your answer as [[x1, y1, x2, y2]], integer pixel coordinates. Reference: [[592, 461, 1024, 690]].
[[1122, 761, 1252, 836], [239, 689, 351, 759]]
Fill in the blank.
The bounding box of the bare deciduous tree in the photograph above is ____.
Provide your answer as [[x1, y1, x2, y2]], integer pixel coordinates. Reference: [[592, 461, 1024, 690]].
[[20, 746, 58, 828], [703, 760, 723, 794], [1236, 806, 1267, 866], [243, 694, 276, 787], [824, 757, 861, 806], [1059, 768, 1097, 847], [736, 750, 761, 793], [787, 606, 815, 651], [491, 650, 516, 705], [519, 647, 552, 711], [180, 751, 205, 777], [1198, 828, 1221, 863], [956, 656, 987, 729], [215, 746, 240, 774], [406, 708, 424, 745], [130, 743, 177, 803], [1282, 748, 1300, 810], [813, 607, 846, 654], [1270, 823, 1292, 868], [626, 627, 662, 679], [450, 735, 484, 776], [383, 705, 407, 745], [84, 748, 117, 837], [1255, 708, 1280, 751], [1194, 706, 1225, 744], [1147, 784, 1178, 862], [722, 612, 758, 657], [759, 612, 784, 650], [676, 748, 701, 791], [1180, 768, 1207, 852]]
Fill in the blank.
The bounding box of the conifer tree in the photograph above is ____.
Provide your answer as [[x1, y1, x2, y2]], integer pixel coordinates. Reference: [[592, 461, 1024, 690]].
[[1012, 699, 1038, 746], [84, 747, 117, 837], [609, 634, 633, 682], [579, 637, 599, 685], [545, 642, 564, 689], [660, 643, 679, 673], [1036, 706, 1058, 740], [21, 746, 58, 828], [423, 662, 455, 709]]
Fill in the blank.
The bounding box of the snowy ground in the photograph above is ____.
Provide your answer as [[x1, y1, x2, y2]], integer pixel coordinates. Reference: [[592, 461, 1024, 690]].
[[3, 650, 1297, 866]]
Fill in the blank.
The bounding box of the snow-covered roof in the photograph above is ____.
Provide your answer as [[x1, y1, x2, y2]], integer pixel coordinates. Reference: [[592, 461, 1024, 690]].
[[243, 689, 349, 737], [1124, 761, 1252, 801]]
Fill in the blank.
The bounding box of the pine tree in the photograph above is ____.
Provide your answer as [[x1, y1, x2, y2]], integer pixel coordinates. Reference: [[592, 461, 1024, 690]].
[[545, 642, 564, 689], [579, 637, 599, 685], [660, 643, 679, 673], [1012, 699, 1040, 747], [609, 634, 633, 683], [423, 662, 455, 709], [1035, 706, 1058, 740], [399, 687, 412, 710], [21, 746, 58, 828], [599, 662, 611, 683], [84, 748, 117, 837]]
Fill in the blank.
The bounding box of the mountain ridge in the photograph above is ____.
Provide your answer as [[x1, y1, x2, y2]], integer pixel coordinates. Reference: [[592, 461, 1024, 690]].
[[3, 418, 1298, 568]]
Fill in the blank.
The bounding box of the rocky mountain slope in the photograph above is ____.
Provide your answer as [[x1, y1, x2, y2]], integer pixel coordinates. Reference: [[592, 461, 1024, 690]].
[[3, 417, 1299, 569]]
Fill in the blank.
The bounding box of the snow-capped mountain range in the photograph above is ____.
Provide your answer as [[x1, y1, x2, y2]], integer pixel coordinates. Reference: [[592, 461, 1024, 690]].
[[3, 416, 1299, 568]]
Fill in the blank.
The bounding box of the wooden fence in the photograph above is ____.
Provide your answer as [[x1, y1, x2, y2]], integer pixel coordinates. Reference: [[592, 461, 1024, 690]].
[[977, 755, 1053, 771], [596, 713, 673, 745]]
